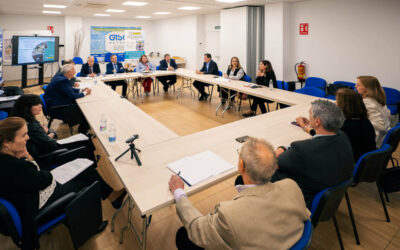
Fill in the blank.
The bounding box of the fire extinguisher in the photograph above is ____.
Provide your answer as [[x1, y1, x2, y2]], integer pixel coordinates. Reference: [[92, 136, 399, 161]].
[[295, 61, 306, 82]]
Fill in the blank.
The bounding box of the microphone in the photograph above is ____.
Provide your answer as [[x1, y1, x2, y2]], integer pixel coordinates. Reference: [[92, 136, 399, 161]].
[[125, 134, 139, 143]]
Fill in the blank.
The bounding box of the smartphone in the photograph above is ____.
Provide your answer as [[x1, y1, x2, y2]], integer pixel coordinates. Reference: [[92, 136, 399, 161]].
[[290, 121, 301, 127], [235, 135, 249, 143]]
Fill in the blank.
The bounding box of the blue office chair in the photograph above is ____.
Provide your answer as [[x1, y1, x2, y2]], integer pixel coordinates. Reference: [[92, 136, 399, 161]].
[[218, 71, 223, 77], [94, 57, 98, 63], [76, 72, 81, 77], [104, 52, 112, 63], [311, 179, 353, 250], [304, 77, 327, 91], [343, 144, 393, 246], [290, 220, 313, 250], [42, 84, 48, 91], [382, 123, 400, 167], [72, 57, 84, 65], [277, 80, 284, 90], [156, 66, 160, 70], [238, 75, 252, 111], [295, 87, 327, 98], [383, 87, 400, 115], [0, 111, 8, 121], [133, 68, 137, 72]]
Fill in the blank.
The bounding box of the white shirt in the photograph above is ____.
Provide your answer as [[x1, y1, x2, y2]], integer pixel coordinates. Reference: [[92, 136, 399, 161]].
[[32, 161, 57, 209], [363, 97, 391, 147]]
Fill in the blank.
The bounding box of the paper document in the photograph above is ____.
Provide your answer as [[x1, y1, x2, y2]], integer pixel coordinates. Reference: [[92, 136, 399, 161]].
[[51, 158, 93, 184], [167, 151, 234, 186], [57, 133, 89, 145], [0, 95, 20, 102], [215, 77, 230, 83], [79, 82, 94, 89]]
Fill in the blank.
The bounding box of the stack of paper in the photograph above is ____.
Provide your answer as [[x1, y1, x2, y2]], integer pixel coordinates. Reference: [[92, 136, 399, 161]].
[[51, 158, 94, 184], [57, 133, 89, 145], [167, 151, 234, 186], [215, 77, 230, 83], [0, 95, 20, 102]]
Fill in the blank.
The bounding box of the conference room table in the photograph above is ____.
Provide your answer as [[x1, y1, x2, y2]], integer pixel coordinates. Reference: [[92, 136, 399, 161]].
[[76, 70, 320, 249]]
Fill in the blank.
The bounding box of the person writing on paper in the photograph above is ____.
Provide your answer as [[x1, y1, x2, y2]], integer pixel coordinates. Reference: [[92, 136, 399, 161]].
[[11, 94, 98, 161], [44, 64, 92, 134], [193, 53, 219, 101], [105, 55, 128, 97], [169, 137, 310, 250], [157, 53, 178, 92], [80, 56, 101, 77], [218, 56, 245, 105], [0, 118, 127, 248], [135, 54, 155, 96]]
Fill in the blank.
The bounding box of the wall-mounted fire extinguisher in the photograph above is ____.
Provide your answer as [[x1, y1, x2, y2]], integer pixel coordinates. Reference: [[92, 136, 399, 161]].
[[295, 61, 306, 82]]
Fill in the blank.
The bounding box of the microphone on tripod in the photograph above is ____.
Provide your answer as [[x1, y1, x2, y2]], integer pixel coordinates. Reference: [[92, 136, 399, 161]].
[[115, 134, 142, 166]]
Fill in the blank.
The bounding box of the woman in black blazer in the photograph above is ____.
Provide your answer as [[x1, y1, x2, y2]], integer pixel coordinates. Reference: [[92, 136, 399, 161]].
[[242, 60, 277, 117]]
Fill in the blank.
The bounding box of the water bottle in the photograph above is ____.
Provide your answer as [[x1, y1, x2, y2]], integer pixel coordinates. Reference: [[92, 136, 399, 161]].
[[109, 124, 116, 143], [114, 71, 117, 77], [269, 79, 273, 91], [100, 114, 107, 132]]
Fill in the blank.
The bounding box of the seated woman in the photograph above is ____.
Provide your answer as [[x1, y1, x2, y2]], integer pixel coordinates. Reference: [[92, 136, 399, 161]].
[[242, 60, 277, 117], [135, 54, 155, 96], [11, 94, 96, 162], [218, 57, 245, 105], [355, 75, 391, 147], [0, 117, 126, 248], [296, 88, 376, 162]]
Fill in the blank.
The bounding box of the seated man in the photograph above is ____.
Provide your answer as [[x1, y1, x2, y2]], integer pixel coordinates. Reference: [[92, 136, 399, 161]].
[[169, 137, 310, 250], [157, 53, 177, 92], [193, 53, 219, 101], [272, 99, 354, 209], [44, 64, 92, 134], [80, 56, 101, 77], [52, 59, 79, 87], [105, 54, 127, 97]]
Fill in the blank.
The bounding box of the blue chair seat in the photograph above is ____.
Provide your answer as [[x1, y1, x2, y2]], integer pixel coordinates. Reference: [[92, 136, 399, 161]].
[[305, 77, 327, 90], [0, 111, 9, 121], [36, 214, 66, 236], [388, 105, 398, 115]]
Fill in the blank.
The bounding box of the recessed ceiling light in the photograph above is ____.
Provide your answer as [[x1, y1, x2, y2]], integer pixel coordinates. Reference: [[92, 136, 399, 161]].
[[123, 1, 148, 6], [153, 12, 171, 15], [43, 4, 67, 9], [106, 9, 126, 13], [95, 13, 110, 16], [178, 6, 202, 10], [136, 16, 151, 19], [216, 0, 246, 3], [42, 10, 61, 14]]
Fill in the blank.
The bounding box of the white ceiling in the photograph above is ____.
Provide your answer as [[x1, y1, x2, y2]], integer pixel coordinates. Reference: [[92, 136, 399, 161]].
[[0, 0, 303, 20]]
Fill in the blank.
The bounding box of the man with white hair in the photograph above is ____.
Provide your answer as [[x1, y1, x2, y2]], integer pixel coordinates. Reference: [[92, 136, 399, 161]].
[[80, 56, 101, 77], [169, 137, 310, 250], [271, 99, 354, 209], [44, 64, 91, 133]]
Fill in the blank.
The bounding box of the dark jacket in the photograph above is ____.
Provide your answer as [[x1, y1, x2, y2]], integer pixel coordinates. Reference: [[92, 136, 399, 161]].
[[27, 120, 58, 159], [341, 117, 377, 162], [159, 59, 178, 70], [52, 69, 77, 86], [200, 60, 219, 76], [106, 62, 125, 74], [80, 63, 101, 77], [256, 71, 277, 87], [272, 131, 354, 209], [44, 74, 84, 118]]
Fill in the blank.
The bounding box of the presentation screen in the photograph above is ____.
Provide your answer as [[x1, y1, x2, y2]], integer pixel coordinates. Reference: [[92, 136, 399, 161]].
[[11, 36, 59, 65]]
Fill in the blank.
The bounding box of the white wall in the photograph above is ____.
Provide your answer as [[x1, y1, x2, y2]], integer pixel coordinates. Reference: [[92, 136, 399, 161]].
[[220, 7, 247, 73], [283, 0, 400, 89], [64, 16, 83, 59]]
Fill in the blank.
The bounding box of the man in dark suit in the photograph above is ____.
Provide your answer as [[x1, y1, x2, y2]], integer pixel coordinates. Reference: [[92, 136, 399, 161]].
[[80, 56, 101, 77], [105, 54, 127, 97], [193, 53, 219, 101], [272, 100, 354, 209], [52, 59, 79, 87], [157, 53, 177, 92], [44, 64, 91, 133]]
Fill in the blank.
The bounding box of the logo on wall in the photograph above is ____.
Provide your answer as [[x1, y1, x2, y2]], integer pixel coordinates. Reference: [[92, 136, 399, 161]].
[[105, 32, 126, 53]]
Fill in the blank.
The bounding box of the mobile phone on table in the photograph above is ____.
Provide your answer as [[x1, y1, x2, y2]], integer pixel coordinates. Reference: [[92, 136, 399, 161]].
[[290, 121, 301, 127], [236, 135, 249, 143]]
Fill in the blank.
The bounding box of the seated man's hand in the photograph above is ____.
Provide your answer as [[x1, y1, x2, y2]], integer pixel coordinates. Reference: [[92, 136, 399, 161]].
[[84, 88, 92, 95], [169, 175, 184, 194], [296, 116, 309, 128], [195, 70, 202, 74], [89, 73, 96, 77], [168, 66, 174, 71], [74, 82, 80, 88]]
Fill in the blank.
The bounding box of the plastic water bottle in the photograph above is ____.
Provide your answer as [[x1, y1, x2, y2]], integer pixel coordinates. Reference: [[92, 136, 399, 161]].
[[109, 124, 116, 143], [114, 71, 117, 77], [269, 79, 274, 91], [100, 114, 107, 132]]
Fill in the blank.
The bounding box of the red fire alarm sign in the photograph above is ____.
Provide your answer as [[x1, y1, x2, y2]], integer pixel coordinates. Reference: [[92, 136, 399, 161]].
[[47, 26, 54, 34], [299, 23, 308, 35]]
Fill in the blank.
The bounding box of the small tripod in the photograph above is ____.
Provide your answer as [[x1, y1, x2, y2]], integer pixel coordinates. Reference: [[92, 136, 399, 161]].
[[115, 142, 142, 166]]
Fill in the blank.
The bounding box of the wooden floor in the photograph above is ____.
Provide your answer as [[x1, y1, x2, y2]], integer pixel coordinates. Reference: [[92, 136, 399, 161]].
[[1, 79, 400, 250]]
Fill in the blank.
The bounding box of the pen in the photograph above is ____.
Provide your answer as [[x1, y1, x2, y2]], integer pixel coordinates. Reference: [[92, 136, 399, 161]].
[[176, 171, 191, 187]]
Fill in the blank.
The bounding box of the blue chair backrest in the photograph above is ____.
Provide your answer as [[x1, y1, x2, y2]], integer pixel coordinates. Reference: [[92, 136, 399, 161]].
[[295, 87, 327, 98], [383, 87, 400, 105], [0, 111, 8, 121], [310, 178, 353, 227], [156, 66, 160, 70], [76, 72, 81, 77], [39, 94, 48, 114], [218, 71, 223, 77], [133, 68, 137, 72], [382, 123, 400, 152], [277, 80, 284, 89], [0, 198, 23, 239], [72, 57, 83, 65], [94, 57, 98, 63], [290, 220, 313, 250], [305, 77, 327, 90], [42, 85, 48, 91], [352, 144, 392, 185], [243, 75, 251, 83], [333, 81, 356, 90]]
